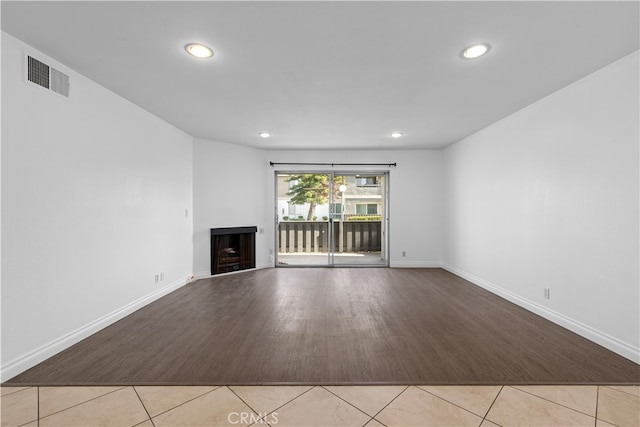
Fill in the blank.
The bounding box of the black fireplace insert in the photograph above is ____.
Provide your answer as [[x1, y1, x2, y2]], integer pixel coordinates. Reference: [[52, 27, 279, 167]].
[[210, 226, 257, 275]]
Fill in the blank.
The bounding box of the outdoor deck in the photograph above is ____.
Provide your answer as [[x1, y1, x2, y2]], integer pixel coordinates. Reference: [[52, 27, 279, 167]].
[[277, 252, 386, 266]]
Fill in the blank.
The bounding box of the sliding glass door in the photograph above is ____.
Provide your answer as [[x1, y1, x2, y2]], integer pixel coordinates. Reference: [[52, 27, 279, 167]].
[[275, 172, 388, 267], [331, 174, 387, 266]]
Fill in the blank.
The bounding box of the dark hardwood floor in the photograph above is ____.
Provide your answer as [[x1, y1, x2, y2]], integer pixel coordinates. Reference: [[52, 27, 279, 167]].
[[6, 268, 639, 385]]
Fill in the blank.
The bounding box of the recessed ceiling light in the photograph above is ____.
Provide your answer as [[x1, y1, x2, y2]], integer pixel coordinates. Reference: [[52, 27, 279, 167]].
[[185, 43, 213, 59], [462, 43, 490, 59], [390, 132, 404, 138], [258, 132, 271, 138]]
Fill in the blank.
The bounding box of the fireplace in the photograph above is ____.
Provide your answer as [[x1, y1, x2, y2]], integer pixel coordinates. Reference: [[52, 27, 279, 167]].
[[210, 226, 257, 275]]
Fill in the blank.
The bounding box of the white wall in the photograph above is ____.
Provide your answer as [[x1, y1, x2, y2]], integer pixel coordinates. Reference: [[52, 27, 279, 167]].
[[443, 51, 640, 362], [192, 139, 271, 277], [267, 149, 444, 266], [1, 33, 194, 380]]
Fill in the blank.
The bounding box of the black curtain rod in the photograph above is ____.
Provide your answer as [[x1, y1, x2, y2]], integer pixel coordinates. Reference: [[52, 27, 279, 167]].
[[270, 162, 397, 167]]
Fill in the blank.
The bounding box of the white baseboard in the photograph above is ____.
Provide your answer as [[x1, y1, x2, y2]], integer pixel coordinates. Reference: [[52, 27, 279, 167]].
[[257, 262, 274, 270], [442, 263, 640, 364], [1, 275, 192, 382], [194, 270, 212, 280], [390, 261, 442, 268]]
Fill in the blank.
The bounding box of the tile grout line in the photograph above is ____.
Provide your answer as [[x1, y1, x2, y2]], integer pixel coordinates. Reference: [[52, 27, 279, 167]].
[[0, 386, 32, 398], [132, 386, 155, 427], [228, 384, 316, 423], [415, 385, 499, 421], [365, 384, 410, 425], [481, 385, 504, 426], [600, 385, 640, 397], [593, 386, 623, 427], [34, 385, 128, 421], [37, 386, 40, 427], [226, 386, 264, 422], [137, 385, 221, 419], [319, 385, 382, 422], [361, 416, 375, 427], [267, 385, 317, 415], [594, 386, 599, 427], [511, 385, 599, 420], [602, 385, 640, 398]]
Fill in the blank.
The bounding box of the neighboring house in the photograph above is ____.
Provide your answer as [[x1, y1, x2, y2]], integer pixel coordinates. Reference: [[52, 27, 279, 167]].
[[277, 174, 385, 221]]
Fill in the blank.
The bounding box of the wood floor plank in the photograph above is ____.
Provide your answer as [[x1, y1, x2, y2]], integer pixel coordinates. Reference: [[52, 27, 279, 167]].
[[4, 268, 639, 385]]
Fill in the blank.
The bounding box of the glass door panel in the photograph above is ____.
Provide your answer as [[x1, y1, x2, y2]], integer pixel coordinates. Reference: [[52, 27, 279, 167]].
[[276, 173, 331, 266], [332, 174, 387, 266]]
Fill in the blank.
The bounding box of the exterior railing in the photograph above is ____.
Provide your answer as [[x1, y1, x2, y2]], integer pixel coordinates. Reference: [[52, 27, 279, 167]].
[[343, 214, 382, 221], [278, 221, 382, 253]]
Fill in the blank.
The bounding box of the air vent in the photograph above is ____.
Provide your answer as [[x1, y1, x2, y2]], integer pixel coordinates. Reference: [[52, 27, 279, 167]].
[[50, 68, 70, 97], [26, 55, 70, 98], [27, 56, 49, 89]]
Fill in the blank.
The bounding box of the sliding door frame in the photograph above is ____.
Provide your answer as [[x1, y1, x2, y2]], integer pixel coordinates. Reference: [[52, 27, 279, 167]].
[[274, 170, 390, 268]]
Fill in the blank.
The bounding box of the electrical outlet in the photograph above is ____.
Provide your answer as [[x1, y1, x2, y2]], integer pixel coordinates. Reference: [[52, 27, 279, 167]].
[[544, 288, 550, 299], [402, 251, 406, 257], [155, 274, 159, 283]]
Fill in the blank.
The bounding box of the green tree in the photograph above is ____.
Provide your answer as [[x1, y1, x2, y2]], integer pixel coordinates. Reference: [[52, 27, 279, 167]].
[[287, 174, 346, 220]]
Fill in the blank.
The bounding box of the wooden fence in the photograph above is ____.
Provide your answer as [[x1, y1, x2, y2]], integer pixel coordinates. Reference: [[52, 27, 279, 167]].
[[278, 221, 382, 253]]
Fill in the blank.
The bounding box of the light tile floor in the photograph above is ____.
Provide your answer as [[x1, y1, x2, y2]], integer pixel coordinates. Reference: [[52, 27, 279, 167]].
[[1, 384, 638, 426]]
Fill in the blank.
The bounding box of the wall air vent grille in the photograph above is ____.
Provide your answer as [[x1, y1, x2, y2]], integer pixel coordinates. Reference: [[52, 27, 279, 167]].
[[50, 67, 70, 97], [27, 55, 49, 89], [25, 54, 70, 98]]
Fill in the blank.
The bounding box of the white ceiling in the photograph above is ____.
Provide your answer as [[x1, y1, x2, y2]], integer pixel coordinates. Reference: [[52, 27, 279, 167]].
[[2, 1, 638, 150]]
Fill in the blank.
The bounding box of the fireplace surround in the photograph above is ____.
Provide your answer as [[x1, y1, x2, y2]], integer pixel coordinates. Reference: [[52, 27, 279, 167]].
[[210, 226, 257, 275]]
